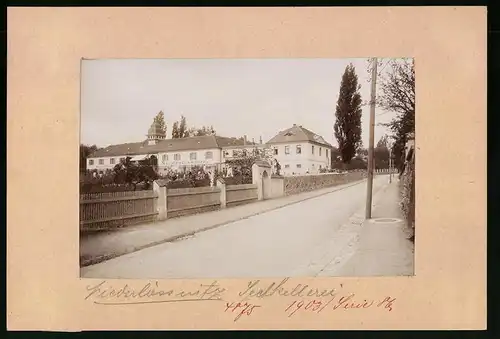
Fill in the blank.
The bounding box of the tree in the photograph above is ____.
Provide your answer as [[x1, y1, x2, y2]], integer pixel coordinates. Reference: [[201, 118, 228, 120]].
[[377, 58, 415, 172], [154, 111, 167, 135], [374, 135, 390, 169], [178, 115, 188, 138], [187, 125, 216, 137], [113, 156, 158, 190], [80, 144, 99, 171], [171, 121, 179, 138], [334, 63, 363, 164], [171, 115, 190, 138]]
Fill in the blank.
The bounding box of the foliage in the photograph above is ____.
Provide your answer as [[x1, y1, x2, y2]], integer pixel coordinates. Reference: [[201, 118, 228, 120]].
[[171, 115, 217, 138], [400, 149, 415, 240], [153, 111, 167, 135], [377, 58, 415, 172], [80, 144, 99, 172], [374, 135, 390, 169], [171, 115, 190, 138], [187, 125, 216, 137], [112, 156, 158, 190], [334, 63, 363, 164]]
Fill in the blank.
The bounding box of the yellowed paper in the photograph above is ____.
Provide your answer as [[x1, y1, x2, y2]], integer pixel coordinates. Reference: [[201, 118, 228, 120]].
[[7, 7, 486, 330]]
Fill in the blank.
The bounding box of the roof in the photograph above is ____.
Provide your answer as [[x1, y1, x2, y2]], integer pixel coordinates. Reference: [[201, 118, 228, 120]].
[[88, 135, 258, 158], [266, 124, 333, 148]]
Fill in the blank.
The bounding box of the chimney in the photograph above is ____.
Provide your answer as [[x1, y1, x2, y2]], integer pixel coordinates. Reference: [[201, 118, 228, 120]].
[[293, 124, 296, 127], [252, 138, 255, 144], [244, 135, 247, 145], [260, 136, 263, 144]]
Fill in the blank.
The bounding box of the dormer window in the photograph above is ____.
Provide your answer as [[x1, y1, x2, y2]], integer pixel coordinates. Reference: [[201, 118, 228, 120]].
[[284, 132, 293, 136]]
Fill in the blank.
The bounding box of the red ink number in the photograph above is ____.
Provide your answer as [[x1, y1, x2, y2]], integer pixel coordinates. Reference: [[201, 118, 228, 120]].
[[225, 302, 261, 322], [285, 299, 325, 317]]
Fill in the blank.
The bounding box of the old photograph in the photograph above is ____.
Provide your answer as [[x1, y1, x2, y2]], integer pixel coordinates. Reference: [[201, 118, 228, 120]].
[[79, 58, 415, 279]]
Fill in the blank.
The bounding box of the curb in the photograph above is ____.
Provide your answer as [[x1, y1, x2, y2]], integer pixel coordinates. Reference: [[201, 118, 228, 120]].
[[80, 178, 369, 268]]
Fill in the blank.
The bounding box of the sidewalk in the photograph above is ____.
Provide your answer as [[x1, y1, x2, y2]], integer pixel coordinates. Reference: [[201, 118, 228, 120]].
[[80, 179, 368, 267], [323, 179, 415, 277]]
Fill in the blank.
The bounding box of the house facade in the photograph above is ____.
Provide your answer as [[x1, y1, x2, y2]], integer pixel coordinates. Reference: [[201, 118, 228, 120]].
[[266, 124, 333, 176]]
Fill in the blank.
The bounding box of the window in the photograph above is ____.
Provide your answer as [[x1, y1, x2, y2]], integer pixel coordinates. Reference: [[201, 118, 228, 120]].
[[89, 159, 94, 165], [110, 158, 115, 165], [205, 151, 213, 160], [274, 148, 278, 155], [319, 148, 322, 156], [242, 149, 247, 156], [285, 164, 290, 168], [190, 152, 197, 160], [162, 154, 168, 162], [326, 150, 328, 158], [120, 157, 125, 162], [296, 164, 302, 168], [174, 154, 181, 161], [285, 146, 290, 154], [312, 145, 315, 155], [232, 150, 237, 157], [98, 159, 104, 165], [296, 145, 301, 154]]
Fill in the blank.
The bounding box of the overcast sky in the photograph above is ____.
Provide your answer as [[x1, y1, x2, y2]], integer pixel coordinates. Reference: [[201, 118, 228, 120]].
[[80, 58, 396, 148]]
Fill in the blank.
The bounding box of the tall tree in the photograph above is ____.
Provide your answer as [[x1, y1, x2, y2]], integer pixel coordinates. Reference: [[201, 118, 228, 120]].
[[178, 115, 188, 138], [171, 121, 179, 138], [377, 58, 415, 172], [374, 135, 390, 169], [154, 110, 167, 135], [334, 64, 363, 164]]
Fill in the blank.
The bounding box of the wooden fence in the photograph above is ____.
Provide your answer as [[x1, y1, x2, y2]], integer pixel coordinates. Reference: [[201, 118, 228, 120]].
[[80, 190, 158, 232]]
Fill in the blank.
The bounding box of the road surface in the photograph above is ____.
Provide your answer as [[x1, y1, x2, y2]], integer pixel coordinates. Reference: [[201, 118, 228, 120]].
[[81, 176, 388, 279]]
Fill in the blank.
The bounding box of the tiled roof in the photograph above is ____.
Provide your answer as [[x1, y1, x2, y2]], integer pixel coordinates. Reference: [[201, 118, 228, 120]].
[[88, 135, 258, 158], [266, 124, 333, 148]]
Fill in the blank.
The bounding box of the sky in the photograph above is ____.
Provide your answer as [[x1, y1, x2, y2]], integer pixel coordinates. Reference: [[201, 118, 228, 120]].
[[80, 58, 396, 148]]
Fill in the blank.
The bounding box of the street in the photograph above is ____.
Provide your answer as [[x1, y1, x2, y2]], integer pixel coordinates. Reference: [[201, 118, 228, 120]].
[[81, 175, 390, 279]]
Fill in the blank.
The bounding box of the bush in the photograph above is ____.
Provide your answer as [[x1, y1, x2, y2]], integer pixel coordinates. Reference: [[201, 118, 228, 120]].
[[223, 175, 252, 186]]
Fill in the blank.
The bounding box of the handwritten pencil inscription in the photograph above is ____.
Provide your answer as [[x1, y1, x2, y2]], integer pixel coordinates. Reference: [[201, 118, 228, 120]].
[[84, 278, 398, 321], [85, 280, 226, 305]]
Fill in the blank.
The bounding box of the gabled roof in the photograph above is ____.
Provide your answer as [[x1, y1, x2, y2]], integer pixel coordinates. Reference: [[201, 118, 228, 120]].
[[88, 135, 258, 158], [266, 124, 333, 148]]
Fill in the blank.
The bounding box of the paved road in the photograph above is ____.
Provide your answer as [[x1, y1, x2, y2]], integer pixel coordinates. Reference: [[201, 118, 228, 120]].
[[81, 176, 388, 279]]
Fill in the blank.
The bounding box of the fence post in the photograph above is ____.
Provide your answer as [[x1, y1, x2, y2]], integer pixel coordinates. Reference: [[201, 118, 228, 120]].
[[217, 178, 227, 208], [153, 180, 168, 220]]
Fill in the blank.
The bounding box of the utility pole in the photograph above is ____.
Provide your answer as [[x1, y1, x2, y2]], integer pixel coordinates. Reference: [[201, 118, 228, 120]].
[[389, 144, 392, 183], [365, 57, 378, 219]]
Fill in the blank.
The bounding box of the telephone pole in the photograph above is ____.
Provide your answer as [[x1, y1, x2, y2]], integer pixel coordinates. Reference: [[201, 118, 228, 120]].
[[365, 57, 378, 219], [389, 143, 393, 183]]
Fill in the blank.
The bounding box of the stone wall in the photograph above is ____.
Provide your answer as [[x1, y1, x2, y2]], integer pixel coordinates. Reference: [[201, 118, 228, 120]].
[[283, 171, 367, 196], [226, 184, 258, 207]]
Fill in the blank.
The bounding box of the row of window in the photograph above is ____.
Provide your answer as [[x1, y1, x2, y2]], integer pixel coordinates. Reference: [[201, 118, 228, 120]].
[[89, 151, 216, 166], [277, 145, 329, 157], [162, 151, 213, 162]]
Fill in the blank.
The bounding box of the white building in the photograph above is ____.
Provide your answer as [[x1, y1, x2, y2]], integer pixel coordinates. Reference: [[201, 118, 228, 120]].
[[86, 117, 264, 174], [266, 124, 333, 176]]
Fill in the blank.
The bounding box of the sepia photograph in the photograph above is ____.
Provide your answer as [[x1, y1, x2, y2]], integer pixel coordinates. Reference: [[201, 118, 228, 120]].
[[79, 58, 415, 279]]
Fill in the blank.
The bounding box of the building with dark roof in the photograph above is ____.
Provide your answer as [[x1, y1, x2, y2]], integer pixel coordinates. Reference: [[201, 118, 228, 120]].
[[266, 124, 333, 175], [87, 116, 263, 173]]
